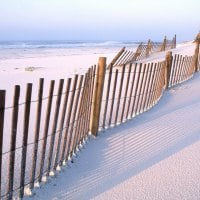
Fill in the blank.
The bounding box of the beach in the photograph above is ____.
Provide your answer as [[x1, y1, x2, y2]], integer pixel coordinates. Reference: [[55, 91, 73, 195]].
[[20, 40, 200, 200], [0, 39, 199, 199]]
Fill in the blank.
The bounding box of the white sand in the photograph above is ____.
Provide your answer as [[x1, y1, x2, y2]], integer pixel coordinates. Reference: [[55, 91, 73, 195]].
[[24, 70, 200, 200], [2, 41, 199, 199], [23, 42, 200, 199], [0, 52, 116, 90], [141, 41, 195, 63]]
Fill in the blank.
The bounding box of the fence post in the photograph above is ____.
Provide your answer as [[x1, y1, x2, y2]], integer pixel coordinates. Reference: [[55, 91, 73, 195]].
[[7, 86, 20, 199], [161, 36, 167, 51], [107, 47, 125, 69], [90, 57, 106, 136], [146, 39, 151, 57], [193, 33, 200, 72], [19, 83, 32, 199], [165, 51, 173, 88], [173, 34, 177, 49], [0, 90, 5, 198], [30, 79, 43, 190]]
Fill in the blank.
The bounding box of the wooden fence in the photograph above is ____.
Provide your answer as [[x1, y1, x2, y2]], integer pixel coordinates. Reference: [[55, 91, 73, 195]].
[[108, 35, 176, 68], [0, 67, 95, 199], [0, 34, 199, 199]]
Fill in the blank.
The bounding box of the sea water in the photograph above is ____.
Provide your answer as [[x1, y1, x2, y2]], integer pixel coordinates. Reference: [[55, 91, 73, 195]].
[[0, 40, 139, 60]]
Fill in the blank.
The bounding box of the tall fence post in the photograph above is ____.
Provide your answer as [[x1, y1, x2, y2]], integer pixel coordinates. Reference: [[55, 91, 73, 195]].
[[173, 34, 176, 49], [7, 86, 20, 200], [0, 90, 5, 198], [161, 36, 167, 51], [165, 51, 173, 88], [193, 33, 200, 72], [146, 39, 151, 57], [19, 83, 32, 199], [90, 57, 106, 136]]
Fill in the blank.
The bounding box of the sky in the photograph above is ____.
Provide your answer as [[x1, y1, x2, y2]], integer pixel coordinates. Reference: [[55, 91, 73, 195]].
[[0, 0, 199, 42]]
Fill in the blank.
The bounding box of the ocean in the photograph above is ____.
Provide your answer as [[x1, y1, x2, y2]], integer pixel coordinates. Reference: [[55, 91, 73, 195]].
[[0, 40, 139, 60]]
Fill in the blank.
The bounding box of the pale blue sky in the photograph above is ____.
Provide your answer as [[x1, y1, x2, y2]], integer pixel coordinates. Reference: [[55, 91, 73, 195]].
[[0, 0, 199, 41]]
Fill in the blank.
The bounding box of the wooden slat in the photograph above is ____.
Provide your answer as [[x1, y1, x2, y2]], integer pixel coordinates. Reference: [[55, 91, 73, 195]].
[[19, 83, 32, 198], [7, 86, 20, 199], [60, 75, 78, 163], [65, 75, 83, 160], [147, 63, 158, 108], [109, 69, 118, 126], [53, 78, 71, 170], [114, 65, 125, 125], [120, 63, 132, 122], [140, 63, 152, 112], [143, 63, 154, 109], [30, 78, 44, 189], [135, 64, 147, 115], [0, 90, 6, 198], [38, 80, 55, 182], [102, 65, 113, 128], [125, 63, 137, 119], [130, 63, 142, 117]]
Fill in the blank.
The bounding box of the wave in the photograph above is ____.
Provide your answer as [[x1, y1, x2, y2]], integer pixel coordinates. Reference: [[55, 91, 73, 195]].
[[0, 40, 138, 50]]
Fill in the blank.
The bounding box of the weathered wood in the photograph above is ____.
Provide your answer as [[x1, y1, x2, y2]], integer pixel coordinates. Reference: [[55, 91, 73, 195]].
[[181, 57, 188, 82], [19, 83, 32, 198], [53, 78, 71, 170], [169, 54, 177, 86], [85, 66, 96, 141], [108, 69, 118, 126], [189, 56, 195, 75], [131, 63, 142, 116], [47, 79, 64, 175], [119, 51, 132, 65], [38, 80, 55, 182], [160, 36, 167, 51], [72, 72, 88, 151], [0, 90, 5, 198], [107, 47, 125, 68], [143, 63, 154, 109], [81, 70, 92, 142], [30, 79, 44, 190], [135, 64, 147, 114], [75, 71, 89, 146], [60, 75, 78, 163], [146, 40, 152, 57], [114, 65, 125, 125], [193, 37, 200, 72], [102, 64, 113, 128], [173, 34, 176, 49], [7, 86, 20, 199], [165, 51, 173, 88], [139, 63, 150, 112], [155, 63, 164, 101], [125, 63, 137, 119], [90, 57, 106, 136], [173, 55, 181, 85], [85, 67, 95, 137], [115, 51, 128, 66], [85, 67, 95, 139], [121, 63, 132, 122], [140, 63, 152, 112], [65, 75, 83, 159], [177, 56, 185, 84], [147, 63, 158, 107], [152, 63, 161, 103]]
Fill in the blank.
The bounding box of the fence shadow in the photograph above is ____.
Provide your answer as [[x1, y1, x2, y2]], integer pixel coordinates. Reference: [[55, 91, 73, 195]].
[[27, 73, 200, 200], [1, 34, 200, 199]]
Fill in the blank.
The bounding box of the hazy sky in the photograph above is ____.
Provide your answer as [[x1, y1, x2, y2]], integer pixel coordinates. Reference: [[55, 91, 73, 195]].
[[0, 0, 199, 41]]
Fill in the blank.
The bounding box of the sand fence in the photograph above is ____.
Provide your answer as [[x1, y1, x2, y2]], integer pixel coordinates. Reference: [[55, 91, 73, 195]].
[[0, 34, 199, 199]]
